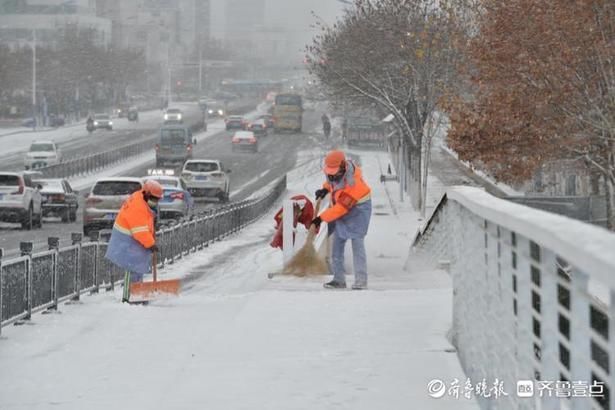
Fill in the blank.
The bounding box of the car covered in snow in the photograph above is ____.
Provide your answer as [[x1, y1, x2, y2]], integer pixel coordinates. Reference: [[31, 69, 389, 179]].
[[24, 140, 62, 170], [181, 159, 231, 202]]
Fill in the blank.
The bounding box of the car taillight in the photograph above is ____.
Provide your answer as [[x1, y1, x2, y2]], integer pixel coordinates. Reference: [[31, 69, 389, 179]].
[[249, 137, 257, 143], [186, 144, 192, 151], [52, 194, 65, 201], [170, 191, 185, 200], [11, 177, 25, 195], [182, 172, 192, 179], [211, 172, 224, 178], [232, 138, 240, 143], [86, 197, 103, 206]]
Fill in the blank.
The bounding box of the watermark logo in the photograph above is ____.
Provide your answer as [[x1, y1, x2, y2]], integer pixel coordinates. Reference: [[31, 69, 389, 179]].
[[517, 380, 535, 398], [427, 378, 605, 400], [427, 379, 447, 399]]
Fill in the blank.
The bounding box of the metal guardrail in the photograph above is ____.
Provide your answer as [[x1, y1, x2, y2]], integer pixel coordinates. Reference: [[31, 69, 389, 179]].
[[0, 175, 286, 335], [36, 114, 207, 179], [40, 139, 154, 179]]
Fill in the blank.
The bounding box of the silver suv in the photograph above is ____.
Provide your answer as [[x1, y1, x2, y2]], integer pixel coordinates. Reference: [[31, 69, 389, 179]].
[[0, 172, 43, 230], [182, 159, 231, 202], [83, 177, 143, 236]]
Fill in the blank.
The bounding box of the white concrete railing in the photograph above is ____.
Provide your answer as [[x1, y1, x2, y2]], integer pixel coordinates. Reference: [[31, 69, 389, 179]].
[[412, 186, 615, 410]]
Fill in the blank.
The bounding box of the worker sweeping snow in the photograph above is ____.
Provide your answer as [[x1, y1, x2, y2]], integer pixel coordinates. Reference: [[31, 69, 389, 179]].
[[105, 180, 162, 302], [311, 150, 372, 289]]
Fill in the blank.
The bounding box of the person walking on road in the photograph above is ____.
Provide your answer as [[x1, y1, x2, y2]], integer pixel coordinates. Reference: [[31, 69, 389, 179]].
[[321, 113, 331, 139], [105, 180, 162, 302], [311, 150, 372, 289]]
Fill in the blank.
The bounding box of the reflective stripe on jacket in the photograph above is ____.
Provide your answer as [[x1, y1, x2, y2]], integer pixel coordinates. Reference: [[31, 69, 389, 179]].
[[320, 160, 372, 240], [105, 190, 156, 274]]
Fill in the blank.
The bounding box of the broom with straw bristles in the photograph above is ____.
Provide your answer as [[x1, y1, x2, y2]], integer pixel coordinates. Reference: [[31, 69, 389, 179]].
[[282, 198, 329, 277]]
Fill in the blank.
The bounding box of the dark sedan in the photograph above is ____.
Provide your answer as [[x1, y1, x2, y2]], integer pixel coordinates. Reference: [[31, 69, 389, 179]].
[[35, 178, 79, 223]]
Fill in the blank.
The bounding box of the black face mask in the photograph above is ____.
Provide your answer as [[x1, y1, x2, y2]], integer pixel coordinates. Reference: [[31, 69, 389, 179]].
[[327, 170, 345, 183]]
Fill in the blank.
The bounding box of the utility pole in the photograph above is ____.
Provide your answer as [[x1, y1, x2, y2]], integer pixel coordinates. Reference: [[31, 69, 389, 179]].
[[167, 45, 172, 106], [198, 40, 203, 93], [32, 29, 37, 130]]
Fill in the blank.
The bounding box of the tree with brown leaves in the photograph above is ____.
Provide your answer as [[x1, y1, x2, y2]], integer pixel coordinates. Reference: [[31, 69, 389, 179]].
[[447, 0, 615, 228]]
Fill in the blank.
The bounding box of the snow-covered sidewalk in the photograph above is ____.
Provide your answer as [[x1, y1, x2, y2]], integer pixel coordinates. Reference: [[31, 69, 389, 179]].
[[0, 148, 476, 410]]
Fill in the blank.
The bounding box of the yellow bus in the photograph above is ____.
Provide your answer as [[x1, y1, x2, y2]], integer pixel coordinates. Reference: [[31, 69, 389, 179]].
[[273, 94, 303, 133]]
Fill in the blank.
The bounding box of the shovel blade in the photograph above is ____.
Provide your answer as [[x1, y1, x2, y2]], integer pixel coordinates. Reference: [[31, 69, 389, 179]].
[[130, 279, 181, 299]]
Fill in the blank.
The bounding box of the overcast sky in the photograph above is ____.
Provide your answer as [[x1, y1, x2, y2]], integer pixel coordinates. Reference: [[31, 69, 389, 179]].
[[210, 0, 345, 44]]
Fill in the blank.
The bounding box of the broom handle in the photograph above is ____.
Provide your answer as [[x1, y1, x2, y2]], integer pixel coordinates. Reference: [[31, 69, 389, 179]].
[[308, 197, 324, 238], [152, 250, 157, 284]]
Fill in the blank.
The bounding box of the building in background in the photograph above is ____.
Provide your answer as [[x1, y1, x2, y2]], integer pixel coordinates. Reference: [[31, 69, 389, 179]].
[[0, 0, 111, 48]]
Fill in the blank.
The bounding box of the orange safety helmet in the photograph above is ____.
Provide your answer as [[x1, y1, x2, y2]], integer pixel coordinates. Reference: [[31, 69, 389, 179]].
[[323, 150, 346, 175], [143, 180, 163, 199]]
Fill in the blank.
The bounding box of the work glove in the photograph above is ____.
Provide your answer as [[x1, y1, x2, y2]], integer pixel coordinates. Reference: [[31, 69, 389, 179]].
[[149, 244, 159, 253], [310, 216, 322, 229], [315, 188, 328, 200]]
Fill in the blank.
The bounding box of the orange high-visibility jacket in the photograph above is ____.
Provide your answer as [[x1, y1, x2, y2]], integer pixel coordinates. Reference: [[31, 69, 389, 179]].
[[319, 160, 371, 223], [114, 190, 156, 248]]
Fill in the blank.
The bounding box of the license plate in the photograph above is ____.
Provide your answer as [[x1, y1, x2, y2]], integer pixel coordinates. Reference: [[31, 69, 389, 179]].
[[105, 213, 116, 220], [195, 175, 207, 181]]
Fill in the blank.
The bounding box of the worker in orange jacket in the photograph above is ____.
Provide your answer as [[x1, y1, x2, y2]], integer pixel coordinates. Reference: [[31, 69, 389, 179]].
[[105, 180, 163, 302], [311, 150, 372, 289]]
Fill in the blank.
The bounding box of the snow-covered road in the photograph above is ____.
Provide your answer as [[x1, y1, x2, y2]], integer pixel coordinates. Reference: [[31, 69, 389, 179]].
[[0, 149, 476, 410]]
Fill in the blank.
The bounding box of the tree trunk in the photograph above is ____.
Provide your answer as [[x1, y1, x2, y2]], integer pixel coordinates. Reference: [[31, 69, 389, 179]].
[[605, 176, 615, 231]]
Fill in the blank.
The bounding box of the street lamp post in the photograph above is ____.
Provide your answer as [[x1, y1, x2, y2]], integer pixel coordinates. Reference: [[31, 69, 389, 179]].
[[32, 29, 37, 130]]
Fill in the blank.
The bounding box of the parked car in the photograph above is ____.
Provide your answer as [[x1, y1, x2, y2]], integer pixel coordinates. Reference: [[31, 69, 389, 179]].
[[21, 117, 36, 128], [155, 124, 194, 167], [0, 172, 43, 230], [225, 115, 247, 131], [181, 159, 231, 202], [248, 119, 268, 137], [93, 113, 113, 130], [127, 106, 139, 122], [143, 174, 193, 219], [164, 108, 183, 124], [34, 178, 78, 223], [231, 131, 258, 153], [24, 140, 62, 170], [83, 177, 143, 236], [259, 114, 275, 129]]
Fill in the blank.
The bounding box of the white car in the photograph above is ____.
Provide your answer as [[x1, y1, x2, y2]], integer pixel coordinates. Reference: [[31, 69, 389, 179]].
[[24, 140, 62, 170], [182, 159, 231, 202], [0, 172, 43, 230], [164, 108, 183, 124]]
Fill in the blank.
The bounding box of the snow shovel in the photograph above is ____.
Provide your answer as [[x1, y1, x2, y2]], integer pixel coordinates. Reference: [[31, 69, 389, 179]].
[[129, 251, 181, 301], [282, 198, 329, 277]]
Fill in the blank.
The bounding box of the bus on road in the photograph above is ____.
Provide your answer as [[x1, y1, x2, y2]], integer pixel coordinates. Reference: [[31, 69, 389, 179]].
[[273, 94, 303, 133]]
